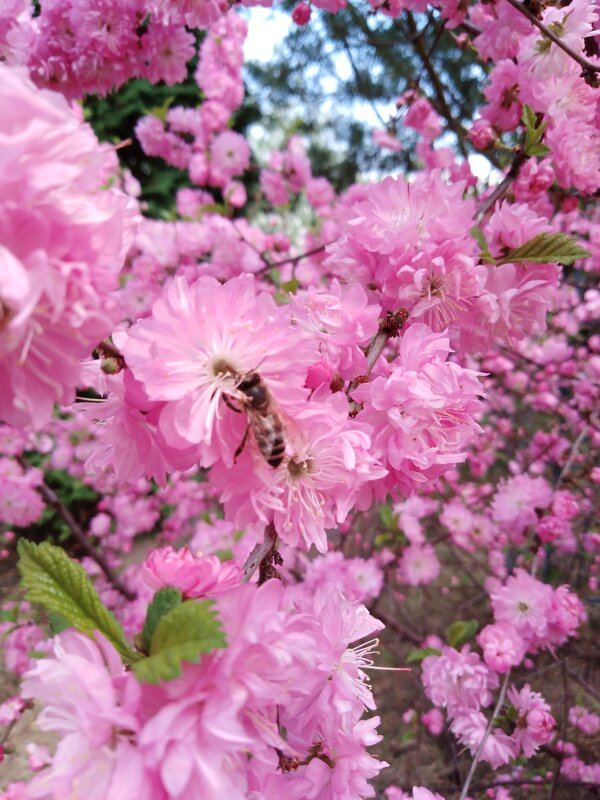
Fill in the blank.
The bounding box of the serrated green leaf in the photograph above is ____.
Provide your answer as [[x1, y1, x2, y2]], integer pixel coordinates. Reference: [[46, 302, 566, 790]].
[[521, 104, 537, 133], [497, 232, 591, 266], [133, 600, 226, 684], [48, 610, 71, 635], [17, 540, 137, 663], [142, 587, 182, 652], [281, 278, 300, 294], [447, 619, 479, 649], [525, 142, 551, 158], [406, 646, 442, 664]]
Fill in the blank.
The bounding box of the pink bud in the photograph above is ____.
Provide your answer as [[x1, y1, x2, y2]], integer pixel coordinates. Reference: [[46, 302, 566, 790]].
[[292, 2, 311, 25]]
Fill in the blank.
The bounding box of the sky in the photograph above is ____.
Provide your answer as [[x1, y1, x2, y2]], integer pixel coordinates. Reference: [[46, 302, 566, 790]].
[[242, 7, 497, 183]]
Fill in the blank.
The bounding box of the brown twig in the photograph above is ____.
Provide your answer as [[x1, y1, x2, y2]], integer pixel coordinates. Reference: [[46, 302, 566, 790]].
[[33, 478, 136, 601], [501, 0, 600, 85], [242, 522, 279, 583], [459, 669, 512, 800], [371, 608, 422, 646], [555, 411, 598, 488], [564, 663, 600, 705], [404, 11, 470, 159], [346, 310, 409, 404], [475, 151, 528, 223], [549, 659, 569, 800]]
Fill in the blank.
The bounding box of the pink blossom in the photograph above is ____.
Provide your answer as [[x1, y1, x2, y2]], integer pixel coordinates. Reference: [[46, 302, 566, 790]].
[[477, 623, 527, 673], [212, 388, 386, 552], [491, 475, 553, 540], [507, 684, 555, 757], [0, 64, 135, 428], [372, 129, 403, 152], [421, 708, 445, 736], [422, 646, 499, 718], [142, 546, 242, 598], [451, 709, 516, 767], [352, 324, 484, 493], [398, 544, 440, 586], [22, 631, 152, 799], [123, 274, 318, 460], [490, 569, 554, 650]]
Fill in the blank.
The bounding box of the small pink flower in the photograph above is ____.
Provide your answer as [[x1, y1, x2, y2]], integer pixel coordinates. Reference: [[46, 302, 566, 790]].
[[142, 546, 242, 598], [477, 623, 527, 673], [292, 2, 311, 24]]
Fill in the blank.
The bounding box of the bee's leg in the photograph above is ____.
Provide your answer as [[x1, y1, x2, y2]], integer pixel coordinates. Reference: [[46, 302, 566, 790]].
[[222, 394, 242, 413], [234, 422, 250, 463]]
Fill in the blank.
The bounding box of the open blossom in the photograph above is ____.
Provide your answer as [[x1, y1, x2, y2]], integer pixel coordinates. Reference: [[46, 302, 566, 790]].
[[142, 546, 242, 598], [290, 280, 381, 380], [451, 709, 516, 768], [0, 64, 135, 428], [477, 622, 527, 673], [491, 475, 553, 540], [352, 324, 484, 493], [519, 0, 599, 79], [212, 388, 387, 552], [84, 370, 201, 486], [21, 631, 152, 800], [0, 458, 45, 527], [422, 646, 499, 718], [507, 684, 555, 757], [123, 274, 318, 464], [490, 569, 554, 648], [397, 543, 440, 586]]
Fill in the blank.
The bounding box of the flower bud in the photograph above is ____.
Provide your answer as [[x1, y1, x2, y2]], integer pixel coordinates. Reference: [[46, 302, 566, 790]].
[[292, 2, 311, 25]]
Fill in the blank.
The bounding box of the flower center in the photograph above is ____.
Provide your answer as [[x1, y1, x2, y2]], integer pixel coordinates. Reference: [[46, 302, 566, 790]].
[[287, 458, 313, 478]]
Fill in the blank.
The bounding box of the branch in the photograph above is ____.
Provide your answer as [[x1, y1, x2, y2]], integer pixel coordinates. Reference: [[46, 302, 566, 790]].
[[555, 411, 598, 488], [30, 473, 136, 601], [347, 309, 408, 393], [404, 11, 470, 159], [242, 522, 279, 583], [255, 243, 332, 277], [501, 0, 600, 85], [459, 669, 512, 800], [564, 662, 600, 705], [269, 243, 332, 270], [475, 151, 528, 223]]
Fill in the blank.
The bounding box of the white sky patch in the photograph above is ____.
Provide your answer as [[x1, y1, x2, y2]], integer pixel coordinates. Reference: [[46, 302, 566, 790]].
[[243, 7, 500, 185], [243, 7, 291, 63]]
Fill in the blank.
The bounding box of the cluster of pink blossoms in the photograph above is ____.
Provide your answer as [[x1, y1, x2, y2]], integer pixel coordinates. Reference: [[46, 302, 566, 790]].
[[19, 549, 387, 800], [0, 65, 135, 428], [136, 12, 249, 205], [421, 571, 586, 768], [0, 0, 598, 797]]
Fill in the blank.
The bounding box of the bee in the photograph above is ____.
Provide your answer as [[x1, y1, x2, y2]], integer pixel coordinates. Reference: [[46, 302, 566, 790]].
[[229, 371, 286, 468]]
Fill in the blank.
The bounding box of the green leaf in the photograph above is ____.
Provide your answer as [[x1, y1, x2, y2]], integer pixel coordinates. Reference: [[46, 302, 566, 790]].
[[48, 611, 71, 635], [447, 619, 479, 649], [378, 504, 398, 530], [133, 600, 226, 684], [406, 646, 442, 664], [471, 226, 495, 264], [522, 104, 549, 156], [281, 278, 300, 294], [524, 142, 550, 158], [497, 232, 591, 266], [17, 540, 137, 663], [142, 587, 182, 652]]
